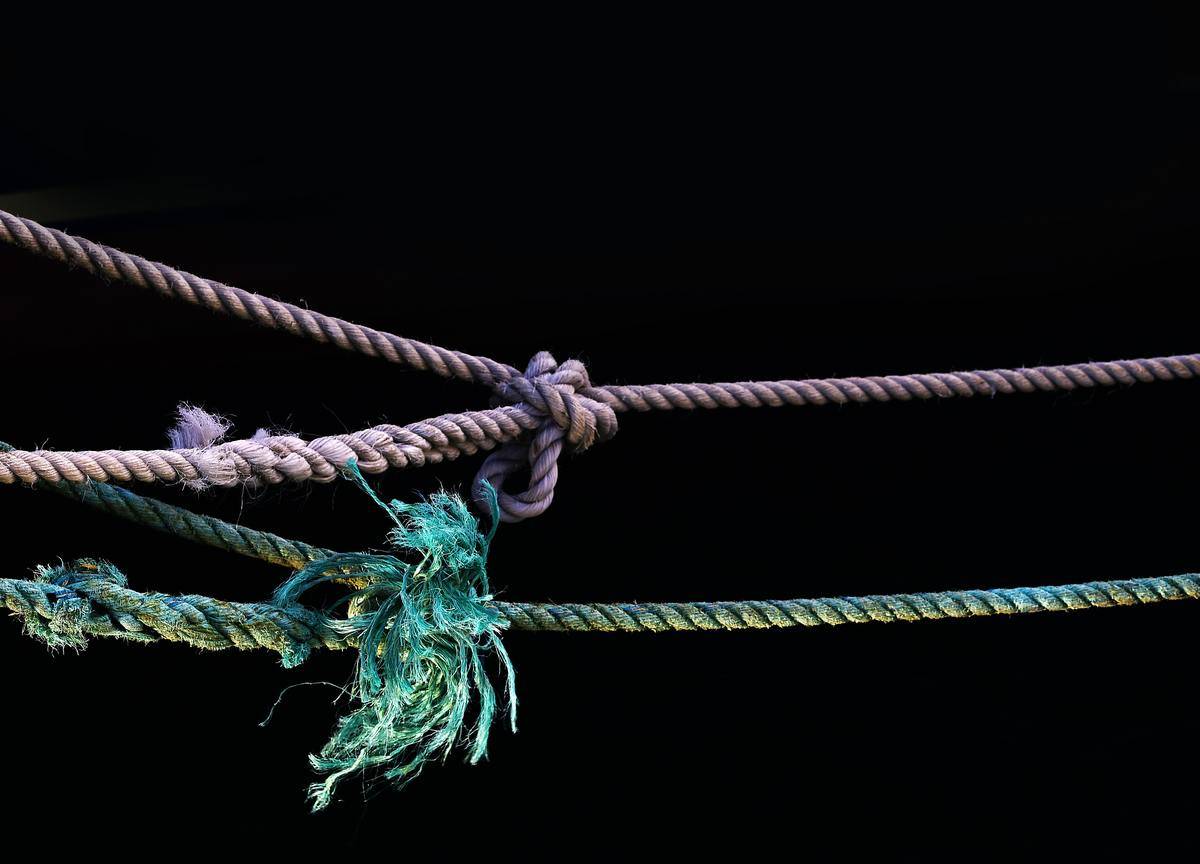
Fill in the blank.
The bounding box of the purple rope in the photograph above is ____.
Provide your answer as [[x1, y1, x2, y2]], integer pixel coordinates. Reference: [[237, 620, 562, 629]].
[[4, 208, 1198, 522]]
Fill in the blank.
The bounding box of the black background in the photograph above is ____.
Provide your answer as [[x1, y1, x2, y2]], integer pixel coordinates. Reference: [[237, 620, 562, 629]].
[[2, 17, 1198, 855]]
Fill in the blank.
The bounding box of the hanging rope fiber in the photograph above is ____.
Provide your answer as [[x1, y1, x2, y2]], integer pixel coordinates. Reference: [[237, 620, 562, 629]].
[[4, 207, 1199, 808]]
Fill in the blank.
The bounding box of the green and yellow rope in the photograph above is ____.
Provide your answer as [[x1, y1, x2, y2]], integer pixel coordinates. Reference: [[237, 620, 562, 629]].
[[5, 561, 1197, 640], [5, 442, 1198, 809], [2, 442, 1195, 635]]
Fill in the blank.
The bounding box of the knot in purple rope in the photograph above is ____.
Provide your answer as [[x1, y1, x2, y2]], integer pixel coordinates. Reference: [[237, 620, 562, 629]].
[[474, 351, 617, 523]]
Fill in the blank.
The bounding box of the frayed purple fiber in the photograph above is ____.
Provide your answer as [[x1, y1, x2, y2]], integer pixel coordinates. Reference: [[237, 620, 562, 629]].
[[167, 404, 232, 450]]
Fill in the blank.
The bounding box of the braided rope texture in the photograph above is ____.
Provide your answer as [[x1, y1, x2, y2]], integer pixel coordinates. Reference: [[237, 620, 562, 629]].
[[0, 408, 541, 488], [5, 206, 1200, 521], [0, 209, 518, 389], [0, 560, 344, 661], [67, 480, 329, 569], [2, 351, 1198, 493], [5, 207, 1198, 415], [582, 355, 1200, 413], [4, 564, 1196, 643], [9, 207, 1200, 520], [0, 440, 332, 569], [493, 576, 1200, 631]]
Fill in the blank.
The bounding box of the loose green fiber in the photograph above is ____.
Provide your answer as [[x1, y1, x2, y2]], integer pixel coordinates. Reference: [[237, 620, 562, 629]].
[[273, 463, 516, 810]]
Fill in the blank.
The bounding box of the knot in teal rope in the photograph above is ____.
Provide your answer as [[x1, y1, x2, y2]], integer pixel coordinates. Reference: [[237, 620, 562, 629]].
[[26, 559, 125, 650], [274, 464, 516, 810]]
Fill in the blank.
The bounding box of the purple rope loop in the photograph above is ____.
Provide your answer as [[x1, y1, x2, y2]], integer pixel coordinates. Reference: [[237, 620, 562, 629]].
[[474, 351, 618, 523]]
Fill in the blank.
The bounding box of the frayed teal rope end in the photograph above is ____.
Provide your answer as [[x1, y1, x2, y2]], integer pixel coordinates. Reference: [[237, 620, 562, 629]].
[[24, 559, 133, 651], [275, 462, 516, 811]]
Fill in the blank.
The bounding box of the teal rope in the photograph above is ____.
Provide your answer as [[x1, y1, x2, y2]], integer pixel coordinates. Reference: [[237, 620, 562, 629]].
[[0, 441, 330, 569], [59, 480, 330, 569], [0, 559, 345, 662], [4, 561, 1196, 638], [492, 576, 1200, 631], [3, 442, 1197, 633], [6, 553, 1197, 808]]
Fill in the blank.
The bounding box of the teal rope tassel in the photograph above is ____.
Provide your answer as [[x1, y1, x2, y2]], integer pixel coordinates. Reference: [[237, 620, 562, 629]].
[[0, 457, 516, 810], [272, 465, 515, 810], [3, 438, 518, 807]]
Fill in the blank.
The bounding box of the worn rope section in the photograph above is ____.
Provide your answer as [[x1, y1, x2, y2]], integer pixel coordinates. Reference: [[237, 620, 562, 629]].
[[0, 407, 541, 489], [2, 473, 518, 810], [4, 345, 1200, 511], [36, 475, 512, 810], [1, 559, 344, 659]]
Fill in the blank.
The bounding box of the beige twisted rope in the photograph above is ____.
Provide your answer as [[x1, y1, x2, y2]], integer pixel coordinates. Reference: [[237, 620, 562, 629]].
[[0, 210, 519, 389], [5, 207, 1200, 518], [9, 208, 1198, 414], [11, 347, 1197, 494], [0, 407, 543, 487]]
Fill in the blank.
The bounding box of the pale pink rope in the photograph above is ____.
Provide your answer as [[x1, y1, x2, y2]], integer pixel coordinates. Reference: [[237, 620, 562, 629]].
[[4, 207, 1200, 521]]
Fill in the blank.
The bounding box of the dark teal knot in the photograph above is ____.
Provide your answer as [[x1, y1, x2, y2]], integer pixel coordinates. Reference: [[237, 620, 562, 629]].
[[27, 559, 124, 650], [36, 558, 127, 590]]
